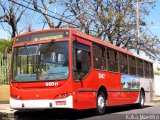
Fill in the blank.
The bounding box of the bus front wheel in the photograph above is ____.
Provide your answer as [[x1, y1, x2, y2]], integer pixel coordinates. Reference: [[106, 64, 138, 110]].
[[96, 92, 106, 115]]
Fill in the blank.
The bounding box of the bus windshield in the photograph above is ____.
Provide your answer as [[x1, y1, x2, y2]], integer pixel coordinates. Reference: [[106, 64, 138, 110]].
[[12, 41, 69, 82]]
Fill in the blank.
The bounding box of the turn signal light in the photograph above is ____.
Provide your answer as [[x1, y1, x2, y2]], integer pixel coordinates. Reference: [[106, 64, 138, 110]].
[[55, 93, 71, 99], [11, 94, 22, 100]]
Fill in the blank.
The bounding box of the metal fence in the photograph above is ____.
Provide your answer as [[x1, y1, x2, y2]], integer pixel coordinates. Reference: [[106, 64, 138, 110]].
[[0, 53, 11, 85]]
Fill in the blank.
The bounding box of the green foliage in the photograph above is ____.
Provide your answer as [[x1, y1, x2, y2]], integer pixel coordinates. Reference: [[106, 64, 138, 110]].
[[0, 53, 11, 85], [154, 71, 160, 75], [156, 67, 160, 71], [155, 67, 160, 75], [0, 39, 13, 53]]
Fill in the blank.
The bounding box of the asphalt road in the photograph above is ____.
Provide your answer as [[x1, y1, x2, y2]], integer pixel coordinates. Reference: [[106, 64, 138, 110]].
[[11, 104, 160, 120]]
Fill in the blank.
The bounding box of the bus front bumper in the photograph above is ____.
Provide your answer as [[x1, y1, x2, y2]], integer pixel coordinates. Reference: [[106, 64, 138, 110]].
[[10, 95, 73, 109]]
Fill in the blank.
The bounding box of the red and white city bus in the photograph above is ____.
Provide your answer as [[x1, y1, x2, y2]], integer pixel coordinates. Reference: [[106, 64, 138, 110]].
[[10, 28, 153, 115]]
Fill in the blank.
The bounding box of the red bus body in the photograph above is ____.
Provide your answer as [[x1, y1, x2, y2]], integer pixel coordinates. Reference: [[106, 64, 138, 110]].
[[10, 28, 153, 111]]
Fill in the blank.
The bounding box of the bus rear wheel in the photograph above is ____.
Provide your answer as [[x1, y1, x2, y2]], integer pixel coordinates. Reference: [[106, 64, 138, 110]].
[[138, 91, 145, 108], [96, 92, 106, 115]]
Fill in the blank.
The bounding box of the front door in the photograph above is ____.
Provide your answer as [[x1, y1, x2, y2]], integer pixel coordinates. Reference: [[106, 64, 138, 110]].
[[72, 37, 94, 109]]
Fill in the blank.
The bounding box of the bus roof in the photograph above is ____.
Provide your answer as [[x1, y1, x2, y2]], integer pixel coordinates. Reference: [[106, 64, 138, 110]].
[[15, 28, 153, 63], [16, 28, 70, 37], [70, 28, 153, 63]]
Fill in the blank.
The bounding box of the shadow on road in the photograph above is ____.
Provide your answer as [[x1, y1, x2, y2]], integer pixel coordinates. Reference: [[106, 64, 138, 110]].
[[14, 105, 152, 120]]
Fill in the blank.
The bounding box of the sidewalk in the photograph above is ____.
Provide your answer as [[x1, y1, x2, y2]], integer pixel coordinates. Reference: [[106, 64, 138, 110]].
[[0, 104, 16, 120], [151, 96, 160, 102]]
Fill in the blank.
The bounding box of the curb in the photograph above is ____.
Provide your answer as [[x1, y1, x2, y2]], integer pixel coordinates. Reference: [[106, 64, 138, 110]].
[[151, 98, 160, 103], [0, 101, 9, 104], [151, 100, 160, 103], [0, 111, 16, 120], [145, 101, 160, 106]]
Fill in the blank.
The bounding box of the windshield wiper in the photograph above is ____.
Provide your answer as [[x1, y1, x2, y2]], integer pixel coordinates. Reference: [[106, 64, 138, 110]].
[[36, 40, 55, 80], [24, 43, 29, 56], [45, 39, 55, 53], [35, 40, 55, 80], [36, 44, 41, 80]]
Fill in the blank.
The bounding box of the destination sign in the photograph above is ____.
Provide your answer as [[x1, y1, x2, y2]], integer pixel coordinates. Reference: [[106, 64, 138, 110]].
[[16, 30, 69, 43]]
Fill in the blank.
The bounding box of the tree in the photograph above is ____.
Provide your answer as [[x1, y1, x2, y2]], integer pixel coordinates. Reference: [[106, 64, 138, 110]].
[[0, 39, 13, 53], [60, 0, 137, 48], [61, 0, 160, 58], [0, 0, 28, 38], [32, 0, 68, 28]]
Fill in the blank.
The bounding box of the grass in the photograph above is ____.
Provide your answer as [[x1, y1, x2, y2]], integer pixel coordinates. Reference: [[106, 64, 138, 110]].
[[0, 85, 9, 102]]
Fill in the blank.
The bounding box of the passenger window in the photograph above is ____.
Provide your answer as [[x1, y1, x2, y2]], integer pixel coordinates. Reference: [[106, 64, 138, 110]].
[[144, 61, 150, 78], [149, 63, 154, 78], [128, 56, 136, 75], [93, 43, 106, 70], [119, 52, 128, 74], [73, 41, 91, 80], [137, 59, 144, 77], [107, 49, 118, 72]]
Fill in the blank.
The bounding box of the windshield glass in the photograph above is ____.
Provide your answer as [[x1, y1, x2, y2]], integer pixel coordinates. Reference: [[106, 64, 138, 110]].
[[12, 41, 69, 82]]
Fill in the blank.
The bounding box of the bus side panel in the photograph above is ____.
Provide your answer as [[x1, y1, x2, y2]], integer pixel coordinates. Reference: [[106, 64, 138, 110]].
[[72, 72, 147, 109], [72, 70, 98, 110], [129, 92, 139, 103], [73, 91, 97, 110], [105, 73, 135, 106], [120, 74, 141, 105], [140, 78, 151, 102], [73, 70, 124, 108], [107, 74, 142, 106], [73, 71, 136, 109]]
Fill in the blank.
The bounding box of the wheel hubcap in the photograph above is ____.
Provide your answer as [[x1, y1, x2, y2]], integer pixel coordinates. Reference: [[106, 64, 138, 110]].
[[98, 95, 105, 109], [140, 95, 144, 106]]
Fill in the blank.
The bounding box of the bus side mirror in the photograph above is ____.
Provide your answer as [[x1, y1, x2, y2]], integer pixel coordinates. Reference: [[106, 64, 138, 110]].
[[3, 45, 8, 59]]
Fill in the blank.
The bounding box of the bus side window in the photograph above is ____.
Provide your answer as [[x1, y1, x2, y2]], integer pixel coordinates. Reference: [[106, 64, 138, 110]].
[[107, 49, 118, 72], [128, 56, 136, 75], [93, 43, 106, 70], [137, 59, 144, 77], [73, 41, 91, 80], [119, 52, 128, 74], [149, 62, 154, 78], [144, 61, 150, 78]]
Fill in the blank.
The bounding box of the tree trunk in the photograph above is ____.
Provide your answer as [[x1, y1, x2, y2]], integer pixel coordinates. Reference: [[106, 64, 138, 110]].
[[10, 20, 17, 38]]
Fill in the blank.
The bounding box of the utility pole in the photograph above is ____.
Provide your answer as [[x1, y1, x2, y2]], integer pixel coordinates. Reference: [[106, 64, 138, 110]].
[[136, 1, 140, 54], [136, 0, 156, 54]]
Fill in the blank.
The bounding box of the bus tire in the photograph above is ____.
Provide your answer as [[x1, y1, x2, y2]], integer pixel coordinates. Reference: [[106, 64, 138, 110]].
[[96, 92, 106, 115]]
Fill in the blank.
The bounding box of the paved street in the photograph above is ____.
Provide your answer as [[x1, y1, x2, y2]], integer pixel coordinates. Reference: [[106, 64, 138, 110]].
[[1, 103, 160, 120]]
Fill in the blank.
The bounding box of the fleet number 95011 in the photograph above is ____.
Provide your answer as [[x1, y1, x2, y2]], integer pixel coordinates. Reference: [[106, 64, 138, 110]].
[[45, 82, 58, 86]]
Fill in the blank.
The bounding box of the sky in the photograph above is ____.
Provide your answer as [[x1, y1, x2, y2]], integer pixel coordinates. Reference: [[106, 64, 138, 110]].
[[143, 0, 160, 39], [0, 0, 160, 40], [0, 29, 10, 39]]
